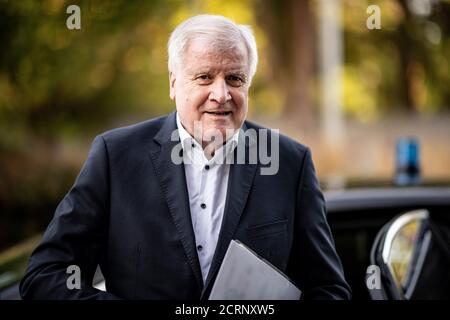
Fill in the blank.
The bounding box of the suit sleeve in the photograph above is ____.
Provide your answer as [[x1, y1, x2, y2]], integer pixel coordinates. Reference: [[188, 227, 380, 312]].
[[287, 148, 352, 300], [19, 135, 121, 300]]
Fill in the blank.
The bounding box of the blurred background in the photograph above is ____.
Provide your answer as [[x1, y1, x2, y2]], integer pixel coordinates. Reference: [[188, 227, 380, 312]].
[[1, 0, 449, 293]]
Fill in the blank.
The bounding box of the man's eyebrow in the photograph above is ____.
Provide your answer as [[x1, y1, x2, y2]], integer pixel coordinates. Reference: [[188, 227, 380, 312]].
[[186, 67, 248, 77], [227, 70, 248, 81], [228, 71, 247, 78], [191, 70, 211, 75], [186, 69, 212, 76]]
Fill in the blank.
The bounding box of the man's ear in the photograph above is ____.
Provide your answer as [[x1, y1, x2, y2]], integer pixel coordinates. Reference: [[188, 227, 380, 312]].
[[169, 72, 176, 100]]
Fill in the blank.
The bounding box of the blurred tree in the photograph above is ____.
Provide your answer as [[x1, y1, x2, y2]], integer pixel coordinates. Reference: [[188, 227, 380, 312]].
[[253, 0, 317, 127], [0, 0, 183, 143], [342, 0, 450, 120], [396, 0, 450, 112]]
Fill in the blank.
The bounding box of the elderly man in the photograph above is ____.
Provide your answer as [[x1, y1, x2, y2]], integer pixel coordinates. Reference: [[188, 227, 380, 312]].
[[20, 14, 351, 300]]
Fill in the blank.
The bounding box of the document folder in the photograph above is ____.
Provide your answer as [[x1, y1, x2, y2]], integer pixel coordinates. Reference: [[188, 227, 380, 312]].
[[209, 239, 302, 300]]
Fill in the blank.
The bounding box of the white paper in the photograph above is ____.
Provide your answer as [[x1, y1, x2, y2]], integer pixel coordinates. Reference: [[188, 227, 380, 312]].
[[209, 240, 301, 300]]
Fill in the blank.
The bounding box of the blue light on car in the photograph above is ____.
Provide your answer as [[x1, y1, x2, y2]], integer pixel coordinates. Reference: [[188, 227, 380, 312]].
[[395, 137, 421, 186]]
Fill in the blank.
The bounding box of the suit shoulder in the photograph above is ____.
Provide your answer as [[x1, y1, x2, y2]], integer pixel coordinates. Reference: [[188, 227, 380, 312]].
[[98, 114, 167, 145], [244, 120, 309, 159]]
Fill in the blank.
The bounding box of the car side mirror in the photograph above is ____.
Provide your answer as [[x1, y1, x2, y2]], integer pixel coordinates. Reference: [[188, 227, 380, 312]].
[[381, 209, 431, 299], [368, 209, 432, 300]]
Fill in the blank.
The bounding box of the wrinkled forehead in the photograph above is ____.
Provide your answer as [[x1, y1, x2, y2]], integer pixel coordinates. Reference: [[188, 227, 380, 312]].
[[181, 36, 249, 73]]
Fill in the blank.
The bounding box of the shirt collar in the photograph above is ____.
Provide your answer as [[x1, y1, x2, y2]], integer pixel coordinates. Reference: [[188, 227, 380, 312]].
[[176, 112, 195, 149]]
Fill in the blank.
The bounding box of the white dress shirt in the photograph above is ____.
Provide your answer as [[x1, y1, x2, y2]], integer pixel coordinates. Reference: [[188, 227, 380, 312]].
[[176, 113, 239, 284]]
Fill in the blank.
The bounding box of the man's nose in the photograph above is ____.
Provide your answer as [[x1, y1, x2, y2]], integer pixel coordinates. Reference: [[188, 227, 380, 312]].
[[209, 79, 231, 104]]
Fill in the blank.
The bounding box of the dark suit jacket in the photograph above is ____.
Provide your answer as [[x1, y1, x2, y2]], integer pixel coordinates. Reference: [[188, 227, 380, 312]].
[[20, 112, 351, 300]]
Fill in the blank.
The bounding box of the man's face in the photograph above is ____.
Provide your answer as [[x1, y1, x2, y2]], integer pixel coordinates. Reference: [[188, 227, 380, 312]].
[[170, 37, 249, 145]]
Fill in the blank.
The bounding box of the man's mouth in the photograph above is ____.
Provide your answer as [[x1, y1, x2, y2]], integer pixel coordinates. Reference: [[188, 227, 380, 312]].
[[205, 111, 232, 116]]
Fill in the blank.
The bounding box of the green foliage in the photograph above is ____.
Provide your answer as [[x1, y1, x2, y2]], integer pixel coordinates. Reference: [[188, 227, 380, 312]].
[[0, 0, 184, 140], [342, 0, 450, 120]]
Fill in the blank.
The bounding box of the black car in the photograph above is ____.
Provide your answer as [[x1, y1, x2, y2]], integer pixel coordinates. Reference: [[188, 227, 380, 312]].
[[326, 187, 450, 299]]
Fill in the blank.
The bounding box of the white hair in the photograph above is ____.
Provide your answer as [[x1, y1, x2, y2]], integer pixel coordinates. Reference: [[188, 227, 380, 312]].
[[168, 14, 258, 84]]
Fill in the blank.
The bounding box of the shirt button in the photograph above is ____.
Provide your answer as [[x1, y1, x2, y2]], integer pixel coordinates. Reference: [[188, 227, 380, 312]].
[[200, 203, 206, 209], [205, 165, 210, 170], [191, 143, 195, 148], [197, 245, 203, 251]]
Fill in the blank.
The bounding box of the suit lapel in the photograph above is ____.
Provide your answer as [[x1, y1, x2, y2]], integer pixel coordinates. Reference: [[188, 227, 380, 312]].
[[201, 125, 258, 298], [148, 112, 203, 290]]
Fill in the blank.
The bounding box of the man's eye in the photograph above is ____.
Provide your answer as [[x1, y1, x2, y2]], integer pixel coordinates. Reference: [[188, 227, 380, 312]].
[[227, 75, 244, 86], [196, 75, 212, 81]]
